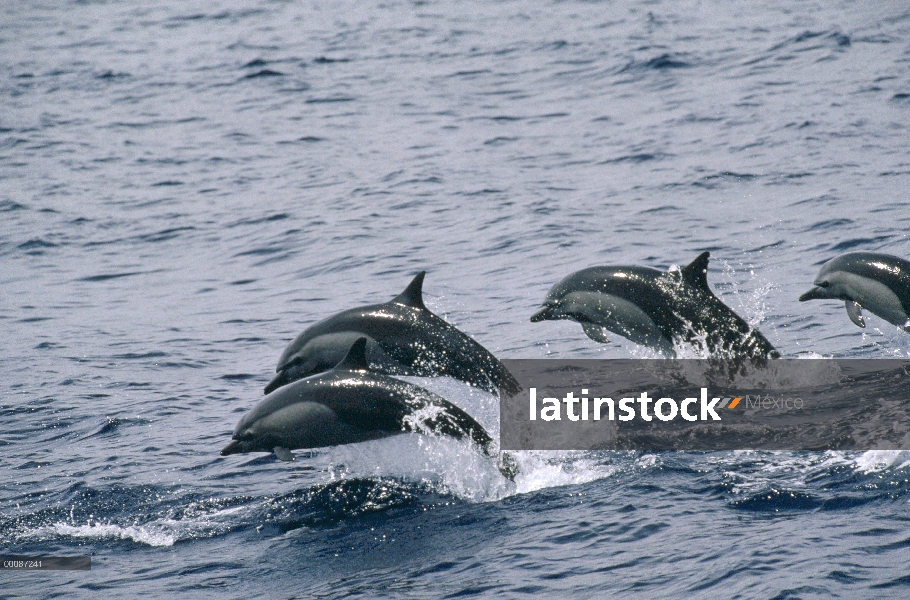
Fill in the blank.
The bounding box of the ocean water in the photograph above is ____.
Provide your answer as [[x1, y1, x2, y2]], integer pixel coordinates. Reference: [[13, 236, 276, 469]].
[[3, 0, 910, 597]]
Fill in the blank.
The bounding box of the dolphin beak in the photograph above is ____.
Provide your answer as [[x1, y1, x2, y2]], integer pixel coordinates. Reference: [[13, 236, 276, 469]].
[[265, 359, 322, 394], [220, 440, 242, 456], [799, 286, 823, 302], [530, 306, 552, 322], [264, 370, 291, 395]]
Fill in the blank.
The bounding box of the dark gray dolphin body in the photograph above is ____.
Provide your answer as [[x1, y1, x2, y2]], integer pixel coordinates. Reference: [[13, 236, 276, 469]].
[[224, 338, 515, 478], [264, 272, 521, 397], [799, 252, 910, 333], [531, 252, 780, 359]]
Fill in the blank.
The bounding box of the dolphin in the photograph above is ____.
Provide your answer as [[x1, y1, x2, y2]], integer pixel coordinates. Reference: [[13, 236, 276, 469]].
[[799, 252, 910, 333], [530, 252, 780, 359], [224, 338, 516, 478], [264, 272, 521, 397]]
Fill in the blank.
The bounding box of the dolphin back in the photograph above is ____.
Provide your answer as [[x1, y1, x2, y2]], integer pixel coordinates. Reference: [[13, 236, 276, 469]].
[[545, 265, 666, 302], [543, 265, 681, 337]]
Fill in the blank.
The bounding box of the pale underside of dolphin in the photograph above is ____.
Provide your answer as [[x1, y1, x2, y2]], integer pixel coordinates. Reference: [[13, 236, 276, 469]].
[[224, 338, 517, 479], [799, 251, 910, 333], [264, 272, 521, 397], [531, 252, 780, 359]]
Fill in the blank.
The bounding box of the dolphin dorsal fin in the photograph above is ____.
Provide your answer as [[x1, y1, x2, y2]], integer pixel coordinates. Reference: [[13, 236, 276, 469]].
[[681, 252, 711, 291], [336, 337, 370, 371], [392, 271, 427, 309]]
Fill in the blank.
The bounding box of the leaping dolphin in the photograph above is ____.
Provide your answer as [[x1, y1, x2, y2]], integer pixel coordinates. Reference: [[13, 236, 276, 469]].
[[799, 252, 910, 333], [264, 272, 521, 397], [530, 252, 780, 359], [224, 338, 516, 479]]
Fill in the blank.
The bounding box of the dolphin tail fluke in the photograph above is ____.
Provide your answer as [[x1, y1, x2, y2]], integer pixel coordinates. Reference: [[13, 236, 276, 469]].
[[498, 365, 523, 398], [498, 452, 519, 481], [740, 329, 780, 360], [404, 403, 518, 481], [393, 271, 427, 309], [405, 401, 495, 453], [845, 301, 866, 328]]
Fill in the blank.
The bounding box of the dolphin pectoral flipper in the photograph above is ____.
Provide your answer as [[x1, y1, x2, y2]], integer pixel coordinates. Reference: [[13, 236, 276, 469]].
[[581, 323, 611, 344], [846, 300, 866, 328], [273, 447, 295, 461]]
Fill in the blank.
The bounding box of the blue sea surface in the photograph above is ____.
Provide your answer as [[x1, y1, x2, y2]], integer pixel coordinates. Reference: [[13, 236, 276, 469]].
[[3, 0, 910, 597]]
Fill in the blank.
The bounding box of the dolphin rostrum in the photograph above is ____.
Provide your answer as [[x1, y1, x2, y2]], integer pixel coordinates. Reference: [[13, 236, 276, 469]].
[[799, 251, 910, 333], [531, 252, 780, 359], [264, 272, 521, 397], [224, 338, 516, 478]]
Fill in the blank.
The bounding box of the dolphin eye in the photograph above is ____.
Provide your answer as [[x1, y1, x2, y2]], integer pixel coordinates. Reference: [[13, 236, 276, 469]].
[[818, 281, 829, 288]]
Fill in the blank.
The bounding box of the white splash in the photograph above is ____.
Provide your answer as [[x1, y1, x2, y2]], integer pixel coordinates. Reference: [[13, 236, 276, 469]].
[[46, 522, 179, 547], [40, 503, 249, 548], [854, 450, 910, 473]]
